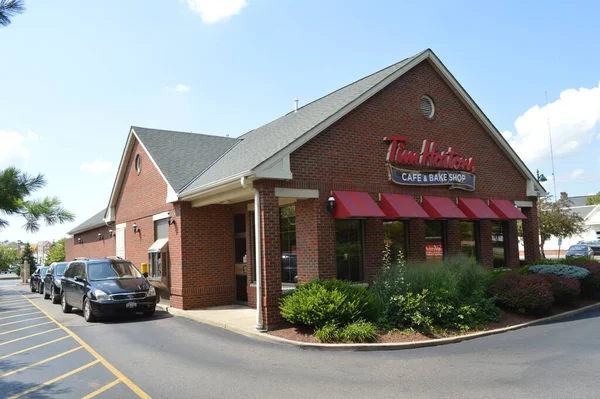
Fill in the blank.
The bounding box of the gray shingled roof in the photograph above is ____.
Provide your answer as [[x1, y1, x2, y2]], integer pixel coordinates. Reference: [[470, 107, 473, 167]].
[[180, 54, 419, 195], [570, 205, 597, 220], [567, 196, 592, 207], [67, 209, 106, 235], [133, 127, 239, 192]]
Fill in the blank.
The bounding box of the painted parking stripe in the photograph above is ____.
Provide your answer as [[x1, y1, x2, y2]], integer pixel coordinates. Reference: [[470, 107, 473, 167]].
[[21, 293, 152, 399], [0, 315, 47, 327], [0, 311, 41, 321], [0, 327, 61, 345], [0, 321, 54, 336], [0, 346, 83, 378], [0, 299, 33, 305], [8, 359, 101, 399], [0, 336, 70, 360], [0, 306, 37, 314], [81, 379, 121, 399]]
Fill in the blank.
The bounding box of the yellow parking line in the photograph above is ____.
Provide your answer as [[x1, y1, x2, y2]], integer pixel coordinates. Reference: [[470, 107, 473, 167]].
[[0, 336, 70, 360], [0, 321, 53, 336], [21, 294, 151, 399], [0, 311, 41, 321], [0, 306, 36, 314], [81, 379, 121, 399], [0, 328, 61, 346], [8, 359, 100, 399], [0, 346, 83, 378], [0, 315, 46, 327]]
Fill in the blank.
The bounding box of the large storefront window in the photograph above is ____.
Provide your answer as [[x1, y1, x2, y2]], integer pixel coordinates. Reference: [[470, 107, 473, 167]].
[[280, 205, 297, 283], [425, 221, 445, 261], [335, 219, 364, 282], [460, 221, 479, 261], [383, 220, 407, 261], [492, 221, 509, 268]]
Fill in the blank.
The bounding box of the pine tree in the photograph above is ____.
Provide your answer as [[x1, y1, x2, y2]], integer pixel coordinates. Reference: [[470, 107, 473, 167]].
[[21, 243, 36, 275]]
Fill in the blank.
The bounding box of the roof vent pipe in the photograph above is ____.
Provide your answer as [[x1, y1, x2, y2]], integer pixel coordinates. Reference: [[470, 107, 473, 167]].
[[294, 97, 298, 112]]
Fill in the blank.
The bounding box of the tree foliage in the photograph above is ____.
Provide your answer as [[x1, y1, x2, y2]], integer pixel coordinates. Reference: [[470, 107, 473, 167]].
[[20, 242, 36, 275], [0, 243, 19, 271], [45, 238, 66, 265], [0, 0, 25, 27], [538, 196, 586, 258], [586, 192, 600, 205], [0, 167, 75, 233]]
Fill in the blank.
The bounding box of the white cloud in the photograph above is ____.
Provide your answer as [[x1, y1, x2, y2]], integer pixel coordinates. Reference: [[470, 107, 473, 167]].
[[570, 168, 585, 179], [186, 0, 248, 23], [175, 84, 191, 93], [501, 130, 512, 141], [80, 158, 115, 173], [505, 82, 600, 163], [0, 129, 39, 169]]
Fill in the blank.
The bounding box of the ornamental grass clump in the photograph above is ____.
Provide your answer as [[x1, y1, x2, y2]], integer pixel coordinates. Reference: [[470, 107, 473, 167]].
[[490, 274, 554, 314], [528, 264, 590, 280]]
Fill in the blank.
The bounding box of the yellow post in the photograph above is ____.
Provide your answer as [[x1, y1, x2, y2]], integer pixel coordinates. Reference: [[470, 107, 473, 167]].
[[140, 262, 149, 274]]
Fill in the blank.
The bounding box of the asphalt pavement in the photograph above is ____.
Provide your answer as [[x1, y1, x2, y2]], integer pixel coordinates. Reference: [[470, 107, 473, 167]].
[[2, 284, 600, 398]]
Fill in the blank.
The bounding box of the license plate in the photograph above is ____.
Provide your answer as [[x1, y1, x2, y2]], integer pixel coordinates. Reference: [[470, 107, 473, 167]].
[[126, 302, 137, 309]]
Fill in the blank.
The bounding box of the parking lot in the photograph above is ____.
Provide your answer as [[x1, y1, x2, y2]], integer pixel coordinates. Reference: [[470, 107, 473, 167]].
[[0, 288, 150, 399]]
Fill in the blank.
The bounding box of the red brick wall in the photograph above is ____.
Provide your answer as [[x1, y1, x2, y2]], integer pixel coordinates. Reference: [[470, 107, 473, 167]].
[[66, 225, 115, 260]]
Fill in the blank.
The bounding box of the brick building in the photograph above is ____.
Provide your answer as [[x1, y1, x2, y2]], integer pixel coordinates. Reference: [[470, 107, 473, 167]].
[[66, 49, 545, 329]]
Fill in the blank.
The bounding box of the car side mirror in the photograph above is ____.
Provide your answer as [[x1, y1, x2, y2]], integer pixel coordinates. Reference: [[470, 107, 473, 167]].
[[74, 276, 85, 282], [143, 272, 149, 278]]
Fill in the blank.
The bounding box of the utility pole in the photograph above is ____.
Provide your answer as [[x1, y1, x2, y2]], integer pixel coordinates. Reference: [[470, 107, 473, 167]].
[[545, 91, 557, 200]]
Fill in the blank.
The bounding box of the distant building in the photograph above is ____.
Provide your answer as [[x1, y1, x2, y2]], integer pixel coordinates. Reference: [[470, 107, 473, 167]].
[[35, 241, 52, 265]]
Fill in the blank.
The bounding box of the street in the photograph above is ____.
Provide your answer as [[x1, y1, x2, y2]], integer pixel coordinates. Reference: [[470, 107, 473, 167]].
[[1, 282, 600, 398]]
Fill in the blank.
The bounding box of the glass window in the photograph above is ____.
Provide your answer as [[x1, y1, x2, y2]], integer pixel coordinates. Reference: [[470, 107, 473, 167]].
[[425, 221, 445, 261], [460, 221, 479, 260], [88, 261, 141, 281], [234, 214, 246, 264], [492, 221, 509, 268], [155, 219, 168, 240], [335, 219, 364, 282], [280, 205, 297, 283], [383, 220, 407, 261], [55, 263, 67, 276]]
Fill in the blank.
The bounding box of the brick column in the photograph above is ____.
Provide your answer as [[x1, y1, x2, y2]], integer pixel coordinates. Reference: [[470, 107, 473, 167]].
[[408, 219, 426, 262], [168, 202, 184, 309], [479, 220, 493, 269], [507, 220, 520, 269], [258, 184, 282, 328], [522, 202, 541, 263], [365, 217, 384, 284], [446, 219, 462, 257]]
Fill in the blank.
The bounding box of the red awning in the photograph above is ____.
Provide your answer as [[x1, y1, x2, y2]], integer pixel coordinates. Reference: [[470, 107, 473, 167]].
[[457, 198, 500, 219], [333, 191, 385, 219], [489, 199, 527, 219], [380, 193, 429, 219], [421, 196, 467, 219]]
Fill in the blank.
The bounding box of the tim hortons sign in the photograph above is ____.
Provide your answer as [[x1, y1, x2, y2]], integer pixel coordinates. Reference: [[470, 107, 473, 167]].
[[384, 136, 476, 191]]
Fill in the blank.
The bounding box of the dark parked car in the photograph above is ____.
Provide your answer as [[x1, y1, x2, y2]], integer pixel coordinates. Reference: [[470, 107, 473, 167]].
[[43, 262, 69, 304], [60, 258, 156, 322], [566, 244, 595, 259], [30, 266, 49, 293], [578, 240, 600, 256]]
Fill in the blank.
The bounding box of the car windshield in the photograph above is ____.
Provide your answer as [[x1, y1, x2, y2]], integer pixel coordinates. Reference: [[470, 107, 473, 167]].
[[88, 261, 142, 281], [55, 264, 67, 276], [40, 267, 49, 278], [569, 245, 588, 251]]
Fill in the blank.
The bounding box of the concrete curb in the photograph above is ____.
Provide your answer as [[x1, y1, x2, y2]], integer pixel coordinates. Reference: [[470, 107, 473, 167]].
[[157, 302, 600, 351]]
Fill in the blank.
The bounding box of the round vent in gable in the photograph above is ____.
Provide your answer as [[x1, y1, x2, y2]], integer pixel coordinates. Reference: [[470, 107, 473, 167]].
[[420, 96, 435, 119]]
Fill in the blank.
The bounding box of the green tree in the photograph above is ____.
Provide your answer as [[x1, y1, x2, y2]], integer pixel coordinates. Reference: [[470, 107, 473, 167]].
[[0, 167, 75, 233], [21, 242, 36, 275], [538, 196, 586, 258], [0, 0, 25, 27], [0, 243, 18, 271], [586, 192, 600, 205], [45, 238, 66, 265]]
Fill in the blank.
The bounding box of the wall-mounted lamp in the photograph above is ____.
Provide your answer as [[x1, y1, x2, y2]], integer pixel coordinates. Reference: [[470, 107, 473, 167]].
[[77, 237, 82, 244], [108, 229, 113, 238], [133, 223, 139, 234], [98, 233, 103, 241], [326, 196, 336, 213], [167, 212, 176, 226]]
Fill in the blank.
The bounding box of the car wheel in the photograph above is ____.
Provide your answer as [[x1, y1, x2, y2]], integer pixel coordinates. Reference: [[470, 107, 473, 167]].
[[43, 284, 50, 300], [51, 287, 60, 304], [38, 282, 43, 294], [143, 310, 155, 318], [61, 292, 72, 313], [30, 282, 35, 293], [83, 298, 96, 322]]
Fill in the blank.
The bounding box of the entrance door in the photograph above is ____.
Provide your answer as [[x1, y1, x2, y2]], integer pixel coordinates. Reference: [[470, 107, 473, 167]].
[[115, 224, 125, 258], [234, 214, 248, 303]]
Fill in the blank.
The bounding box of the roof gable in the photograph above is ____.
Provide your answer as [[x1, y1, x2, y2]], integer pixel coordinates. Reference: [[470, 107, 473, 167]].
[[67, 208, 106, 235]]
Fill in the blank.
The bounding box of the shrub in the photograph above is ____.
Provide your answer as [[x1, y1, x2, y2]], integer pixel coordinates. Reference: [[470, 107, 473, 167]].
[[490, 274, 554, 313], [528, 264, 590, 280], [386, 290, 433, 331], [566, 261, 600, 298], [314, 320, 378, 343], [279, 279, 376, 328], [541, 274, 580, 304]]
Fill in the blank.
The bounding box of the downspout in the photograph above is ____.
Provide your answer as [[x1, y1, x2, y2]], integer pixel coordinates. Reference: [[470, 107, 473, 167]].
[[241, 176, 264, 330]]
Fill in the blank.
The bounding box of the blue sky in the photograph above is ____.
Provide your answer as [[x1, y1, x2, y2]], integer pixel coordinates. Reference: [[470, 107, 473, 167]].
[[1, 0, 600, 243]]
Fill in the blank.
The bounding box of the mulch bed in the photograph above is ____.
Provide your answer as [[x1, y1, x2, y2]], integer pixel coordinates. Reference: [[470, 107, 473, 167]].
[[267, 298, 599, 344]]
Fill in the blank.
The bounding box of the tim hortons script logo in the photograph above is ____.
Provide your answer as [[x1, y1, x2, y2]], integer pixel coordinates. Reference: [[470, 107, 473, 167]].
[[384, 136, 476, 172]]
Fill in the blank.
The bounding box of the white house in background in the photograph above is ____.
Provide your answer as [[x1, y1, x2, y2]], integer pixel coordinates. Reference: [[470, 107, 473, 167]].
[[519, 193, 600, 258], [35, 241, 52, 266]]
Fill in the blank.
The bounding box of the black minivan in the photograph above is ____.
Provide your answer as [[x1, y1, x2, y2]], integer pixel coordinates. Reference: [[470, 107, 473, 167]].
[[61, 258, 156, 322]]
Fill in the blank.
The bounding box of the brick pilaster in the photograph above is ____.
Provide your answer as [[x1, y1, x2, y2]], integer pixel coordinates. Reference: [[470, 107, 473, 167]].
[[522, 201, 541, 263], [479, 220, 493, 269], [407, 219, 426, 261], [507, 220, 520, 269], [446, 219, 462, 257]]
